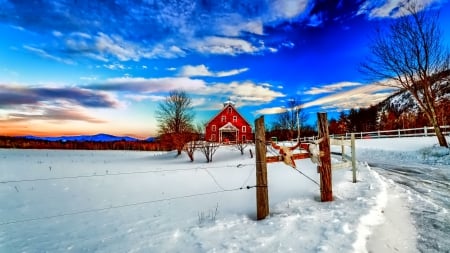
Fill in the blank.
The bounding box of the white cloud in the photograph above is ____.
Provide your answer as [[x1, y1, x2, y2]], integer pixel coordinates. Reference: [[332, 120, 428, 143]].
[[216, 68, 249, 77], [23, 45, 75, 65], [103, 63, 126, 70], [191, 36, 260, 55], [218, 17, 264, 36], [202, 81, 285, 103], [303, 83, 395, 110], [124, 94, 165, 102], [254, 106, 286, 115], [191, 97, 207, 107], [89, 77, 284, 108], [178, 64, 249, 77], [52, 30, 63, 37], [95, 33, 140, 61], [268, 0, 309, 20], [65, 32, 186, 61], [101, 77, 207, 93], [141, 43, 187, 59], [179, 65, 212, 77], [362, 0, 435, 18], [304, 82, 362, 95]]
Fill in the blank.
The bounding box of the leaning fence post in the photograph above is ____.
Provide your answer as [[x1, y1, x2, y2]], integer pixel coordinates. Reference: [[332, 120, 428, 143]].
[[255, 116, 269, 220]]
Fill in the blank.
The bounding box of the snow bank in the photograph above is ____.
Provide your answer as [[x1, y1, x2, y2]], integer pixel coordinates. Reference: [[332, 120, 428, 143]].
[[0, 138, 438, 252]]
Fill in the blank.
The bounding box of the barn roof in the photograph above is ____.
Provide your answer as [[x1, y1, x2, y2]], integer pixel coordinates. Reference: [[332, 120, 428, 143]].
[[205, 102, 251, 127]]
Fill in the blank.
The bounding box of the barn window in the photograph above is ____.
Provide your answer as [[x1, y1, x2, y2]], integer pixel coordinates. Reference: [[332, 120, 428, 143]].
[[242, 135, 246, 142], [211, 134, 216, 141], [228, 107, 232, 114], [233, 116, 237, 122], [242, 126, 246, 133], [221, 116, 226, 122], [212, 125, 216, 132]]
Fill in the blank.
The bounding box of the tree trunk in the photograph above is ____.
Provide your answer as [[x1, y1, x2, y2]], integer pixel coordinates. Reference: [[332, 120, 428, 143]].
[[430, 116, 448, 147], [411, 89, 448, 147], [422, 102, 449, 147]]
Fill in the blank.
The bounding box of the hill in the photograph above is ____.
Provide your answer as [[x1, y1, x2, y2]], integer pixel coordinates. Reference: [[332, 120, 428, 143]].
[[21, 133, 140, 142], [378, 71, 450, 115]]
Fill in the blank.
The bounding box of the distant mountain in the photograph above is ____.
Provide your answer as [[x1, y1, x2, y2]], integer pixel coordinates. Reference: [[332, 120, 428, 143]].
[[145, 137, 156, 142], [378, 73, 450, 114], [22, 133, 141, 142], [378, 89, 418, 114]]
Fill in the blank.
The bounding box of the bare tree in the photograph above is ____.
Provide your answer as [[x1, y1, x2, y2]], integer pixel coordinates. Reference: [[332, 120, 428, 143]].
[[184, 140, 201, 162], [199, 141, 220, 163], [156, 90, 196, 155], [361, 3, 449, 147], [235, 141, 248, 155], [272, 97, 307, 141]]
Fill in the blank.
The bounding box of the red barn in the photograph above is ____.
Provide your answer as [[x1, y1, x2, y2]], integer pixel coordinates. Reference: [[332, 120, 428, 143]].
[[205, 101, 252, 143]]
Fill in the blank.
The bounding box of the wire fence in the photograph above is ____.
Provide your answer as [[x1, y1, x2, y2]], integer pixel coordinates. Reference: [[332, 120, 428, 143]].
[[0, 162, 257, 226]]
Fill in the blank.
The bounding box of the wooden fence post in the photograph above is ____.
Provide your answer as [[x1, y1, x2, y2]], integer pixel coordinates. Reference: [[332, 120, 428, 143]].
[[255, 116, 269, 220], [351, 133, 357, 183], [318, 113, 333, 202]]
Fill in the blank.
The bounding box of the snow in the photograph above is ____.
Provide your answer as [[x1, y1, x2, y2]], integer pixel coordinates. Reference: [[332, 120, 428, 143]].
[[0, 136, 448, 252]]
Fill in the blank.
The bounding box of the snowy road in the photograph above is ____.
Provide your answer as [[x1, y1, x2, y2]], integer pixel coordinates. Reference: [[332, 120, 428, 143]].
[[368, 163, 450, 253], [354, 137, 450, 253]]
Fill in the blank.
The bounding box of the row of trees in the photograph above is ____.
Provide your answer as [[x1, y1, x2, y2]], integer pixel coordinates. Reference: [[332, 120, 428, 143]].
[[328, 99, 449, 135], [0, 137, 164, 151]]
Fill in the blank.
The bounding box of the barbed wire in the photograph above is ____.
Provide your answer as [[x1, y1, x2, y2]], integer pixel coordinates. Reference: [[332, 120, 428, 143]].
[[0, 163, 255, 184], [0, 186, 258, 226]]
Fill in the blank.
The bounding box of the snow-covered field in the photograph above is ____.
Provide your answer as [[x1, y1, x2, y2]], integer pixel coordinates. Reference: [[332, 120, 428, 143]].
[[0, 137, 448, 253]]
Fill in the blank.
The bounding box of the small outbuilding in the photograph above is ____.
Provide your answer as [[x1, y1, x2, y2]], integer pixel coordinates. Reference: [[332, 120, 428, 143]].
[[204, 100, 252, 143]]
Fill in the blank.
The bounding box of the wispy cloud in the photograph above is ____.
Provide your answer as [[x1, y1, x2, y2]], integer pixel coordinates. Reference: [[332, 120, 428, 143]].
[[86, 77, 207, 93], [5, 106, 106, 123], [103, 63, 127, 70], [178, 65, 249, 77], [200, 81, 286, 104], [304, 82, 361, 95], [267, 0, 309, 20], [0, 1, 315, 61], [23, 45, 75, 65], [124, 94, 166, 102], [254, 106, 287, 115], [190, 36, 261, 55], [85, 77, 285, 107], [254, 82, 395, 115], [5, 0, 445, 63], [0, 84, 120, 108], [303, 83, 395, 110], [360, 0, 438, 18]]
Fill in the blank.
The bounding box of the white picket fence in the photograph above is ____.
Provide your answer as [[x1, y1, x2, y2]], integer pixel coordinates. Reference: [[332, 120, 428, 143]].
[[329, 125, 450, 140]]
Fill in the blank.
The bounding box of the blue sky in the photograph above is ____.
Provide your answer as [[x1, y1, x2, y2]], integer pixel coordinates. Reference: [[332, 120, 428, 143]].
[[1, 0, 449, 138]]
